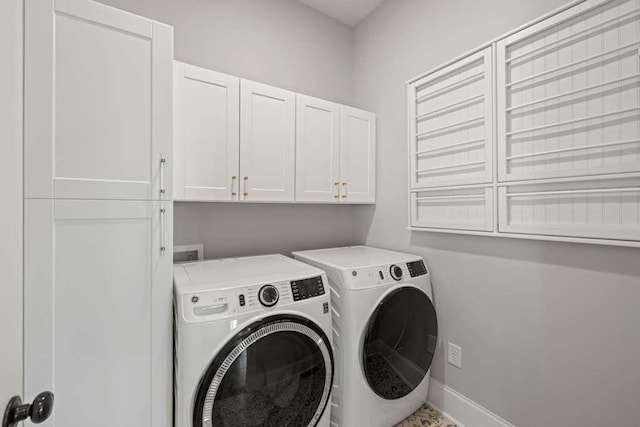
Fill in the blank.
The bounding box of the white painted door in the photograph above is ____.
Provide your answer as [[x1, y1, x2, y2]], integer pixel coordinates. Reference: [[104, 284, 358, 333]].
[[24, 199, 173, 427], [1, 0, 24, 416], [240, 79, 296, 202], [25, 0, 173, 201], [295, 94, 340, 203], [174, 62, 240, 201], [340, 106, 376, 203]]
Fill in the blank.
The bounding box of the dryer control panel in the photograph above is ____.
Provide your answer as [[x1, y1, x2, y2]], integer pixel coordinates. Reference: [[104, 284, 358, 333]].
[[345, 260, 429, 289]]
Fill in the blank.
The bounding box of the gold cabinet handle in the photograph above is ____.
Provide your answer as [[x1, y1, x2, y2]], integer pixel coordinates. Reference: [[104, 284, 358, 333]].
[[231, 176, 237, 198], [160, 204, 166, 253], [243, 177, 249, 198], [334, 182, 341, 201], [342, 182, 347, 199], [159, 156, 166, 198]]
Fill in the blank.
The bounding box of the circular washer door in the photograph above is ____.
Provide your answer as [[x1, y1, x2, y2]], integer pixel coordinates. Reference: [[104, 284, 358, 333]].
[[193, 314, 334, 427], [363, 286, 438, 400]]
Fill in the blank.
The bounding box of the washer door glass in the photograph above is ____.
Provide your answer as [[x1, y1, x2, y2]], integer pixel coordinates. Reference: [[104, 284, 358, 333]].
[[193, 315, 334, 427], [363, 286, 438, 400]]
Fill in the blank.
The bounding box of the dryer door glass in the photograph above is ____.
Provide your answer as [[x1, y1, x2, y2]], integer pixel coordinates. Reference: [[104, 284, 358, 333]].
[[193, 315, 334, 427], [363, 286, 438, 400]]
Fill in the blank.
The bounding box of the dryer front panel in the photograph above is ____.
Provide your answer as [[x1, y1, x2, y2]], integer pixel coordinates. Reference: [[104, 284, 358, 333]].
[[362, 287, 438, 400], [193, 314, 334, 427]]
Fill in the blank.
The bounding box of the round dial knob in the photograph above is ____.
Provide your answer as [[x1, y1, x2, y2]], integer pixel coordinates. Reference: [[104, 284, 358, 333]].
[[389, 265, 403, 281], [258, 285, 279, 307]]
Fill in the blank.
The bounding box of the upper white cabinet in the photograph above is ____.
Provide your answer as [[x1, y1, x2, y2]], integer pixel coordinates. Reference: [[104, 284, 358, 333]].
[[295, 94, 341, 202], [174, 62, 240, 201], [174, 62, 376, 204], [240, 80, 296, 202], [340, 106, 377, 203], [496, 0, 640, 183], [295, 97, 376, 203], [408, 47, 494, 190], [25, 0, 173, 201]]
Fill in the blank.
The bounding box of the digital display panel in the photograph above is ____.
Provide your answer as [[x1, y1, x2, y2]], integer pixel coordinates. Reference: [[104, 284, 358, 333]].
[[407, 260, 428, 277], [290, 276, 325, 301]]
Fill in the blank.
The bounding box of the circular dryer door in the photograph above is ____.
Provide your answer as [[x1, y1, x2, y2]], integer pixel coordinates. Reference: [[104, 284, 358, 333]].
[[193, 314, 334, 427], [363, 286, 438, 400]]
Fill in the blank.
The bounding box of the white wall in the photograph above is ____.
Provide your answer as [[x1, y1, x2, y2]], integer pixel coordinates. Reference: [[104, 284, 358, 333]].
[[97, 0, 359, 258], [0, 0, 23, 403], [352, 0, 640, 426], [97, 0, 353, 104]]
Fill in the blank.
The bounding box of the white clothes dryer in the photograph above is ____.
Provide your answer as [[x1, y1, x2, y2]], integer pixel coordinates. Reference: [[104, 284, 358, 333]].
[[174, 254, 334, 427], [293, 246, 437, 427]]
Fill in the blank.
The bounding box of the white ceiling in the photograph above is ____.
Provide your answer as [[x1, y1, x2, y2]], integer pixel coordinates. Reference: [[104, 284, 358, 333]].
[[295, 0, 385, 26]]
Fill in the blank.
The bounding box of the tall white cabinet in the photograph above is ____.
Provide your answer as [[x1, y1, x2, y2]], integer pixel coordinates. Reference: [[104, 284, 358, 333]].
[[24, 1, 174, 426]]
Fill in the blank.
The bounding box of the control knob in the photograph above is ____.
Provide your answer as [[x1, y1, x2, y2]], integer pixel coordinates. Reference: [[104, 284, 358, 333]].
[[389, 265, 403, 281], [258, 285, 279, 307]]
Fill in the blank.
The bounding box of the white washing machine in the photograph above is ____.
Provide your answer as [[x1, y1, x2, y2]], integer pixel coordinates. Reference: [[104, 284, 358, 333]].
[[174, 254, 334, 427], [293, 246, 438, 427]]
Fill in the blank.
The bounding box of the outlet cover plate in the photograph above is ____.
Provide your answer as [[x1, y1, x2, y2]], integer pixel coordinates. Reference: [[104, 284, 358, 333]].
[[448, 342, 462, 369]]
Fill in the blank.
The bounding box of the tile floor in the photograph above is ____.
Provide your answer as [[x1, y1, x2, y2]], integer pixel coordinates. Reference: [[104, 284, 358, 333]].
[[395, 404, 456, 427]]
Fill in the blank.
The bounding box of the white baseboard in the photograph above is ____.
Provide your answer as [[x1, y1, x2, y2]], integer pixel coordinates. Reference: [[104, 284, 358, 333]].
[[427, 378, 516, 427]]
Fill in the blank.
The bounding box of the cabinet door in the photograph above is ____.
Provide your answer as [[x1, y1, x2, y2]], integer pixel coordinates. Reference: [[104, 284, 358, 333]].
[[340, 106, 376, 203], [240, 80, 296, 202], [24, 199, 173, 427], [408, 47, 494, 189], [498, 178, 640, 241], [295, 94, 340, 203], [174, 62, 240, 201], [497, 0, 640, 182], [25, 0, 173, 200], [411, 187, 494, 232]]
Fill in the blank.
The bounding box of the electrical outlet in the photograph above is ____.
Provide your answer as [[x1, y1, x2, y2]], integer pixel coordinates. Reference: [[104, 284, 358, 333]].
[[448, 342, 462, 369]]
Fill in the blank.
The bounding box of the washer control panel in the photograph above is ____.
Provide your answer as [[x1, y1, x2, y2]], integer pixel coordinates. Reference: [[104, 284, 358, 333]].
[[236, 281, 293, 314], [180, 274, 328, 322], [290, 276, 325, 301]]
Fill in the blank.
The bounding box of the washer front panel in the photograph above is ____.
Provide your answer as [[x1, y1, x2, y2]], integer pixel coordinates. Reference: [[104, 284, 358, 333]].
[[193, 315, 334, 427]]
